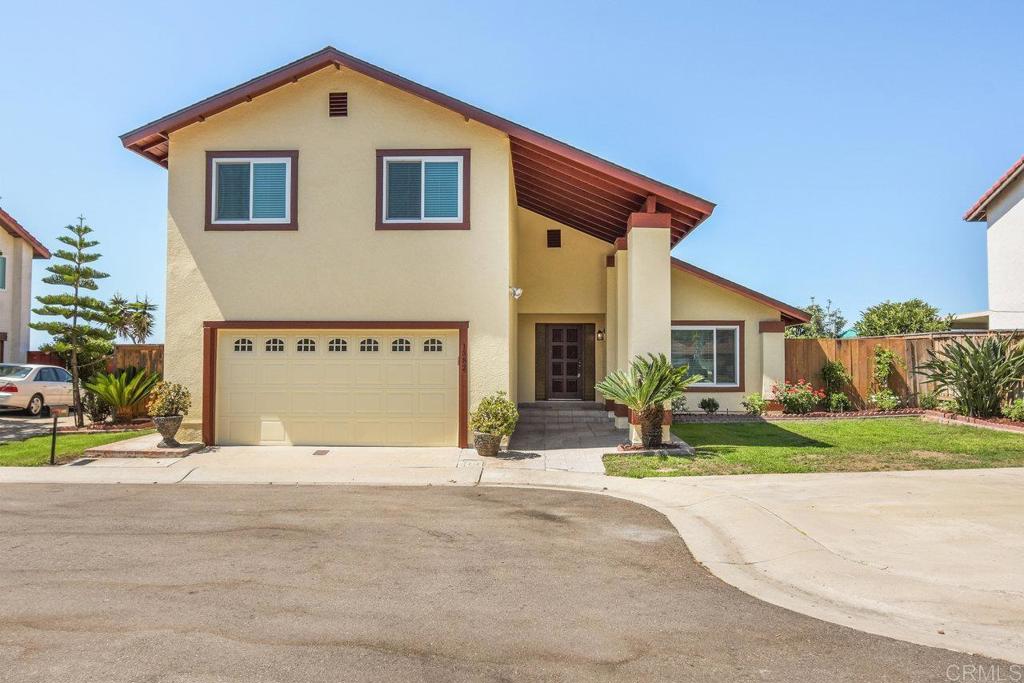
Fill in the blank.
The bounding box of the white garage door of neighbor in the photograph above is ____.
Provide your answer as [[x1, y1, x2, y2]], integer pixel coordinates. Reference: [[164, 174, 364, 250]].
[[216, 330, 459, 446]]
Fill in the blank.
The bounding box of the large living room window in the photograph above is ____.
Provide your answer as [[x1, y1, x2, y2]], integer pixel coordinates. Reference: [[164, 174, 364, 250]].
[[671, 324, 741, 388], [206, 151, 297, 230], [376, 149, 470, 230]]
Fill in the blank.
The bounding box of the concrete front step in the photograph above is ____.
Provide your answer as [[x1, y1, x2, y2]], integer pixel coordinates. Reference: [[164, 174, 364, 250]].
[[518, 401, 606, 412]]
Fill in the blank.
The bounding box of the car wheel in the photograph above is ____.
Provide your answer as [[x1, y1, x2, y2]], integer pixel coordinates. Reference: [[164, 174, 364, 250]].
[[27, 394, 44, 418]]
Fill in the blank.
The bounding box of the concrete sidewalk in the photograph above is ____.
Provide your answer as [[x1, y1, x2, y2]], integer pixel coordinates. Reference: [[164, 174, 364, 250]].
[[1, 448, 1021, 664]]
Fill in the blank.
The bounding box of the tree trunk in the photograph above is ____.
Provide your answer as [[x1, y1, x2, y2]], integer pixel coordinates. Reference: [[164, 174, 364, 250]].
[[70, 346, 83, 428], [639, 405, 663, 448]]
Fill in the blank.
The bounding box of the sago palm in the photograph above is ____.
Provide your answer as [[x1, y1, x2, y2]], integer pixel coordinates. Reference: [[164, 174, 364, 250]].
[[595, 353, 701, 447]]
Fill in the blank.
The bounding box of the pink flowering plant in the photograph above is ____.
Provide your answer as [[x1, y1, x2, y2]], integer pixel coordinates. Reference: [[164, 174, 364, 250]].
[[771, 379, 826, 414]]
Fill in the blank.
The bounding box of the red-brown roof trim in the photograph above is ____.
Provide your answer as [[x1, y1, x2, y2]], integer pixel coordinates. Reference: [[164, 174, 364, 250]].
[[0, 207, 51, 259], [671, 258, 809, 325], [964, 154, 1024, 222], [120, 46, 715, 245]]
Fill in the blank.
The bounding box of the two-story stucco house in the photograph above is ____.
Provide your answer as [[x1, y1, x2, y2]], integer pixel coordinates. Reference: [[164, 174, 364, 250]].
[[0, 208, 50, 363], [120, 47, 807, 448], [960, 154, 1024, 330]]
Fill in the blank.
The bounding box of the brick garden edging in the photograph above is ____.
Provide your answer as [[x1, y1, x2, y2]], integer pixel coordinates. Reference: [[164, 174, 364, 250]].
[[920, 410, 1024, 434], [672, 409, 924, 423]]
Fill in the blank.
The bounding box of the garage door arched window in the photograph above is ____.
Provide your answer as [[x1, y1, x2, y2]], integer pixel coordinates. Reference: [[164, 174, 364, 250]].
[[296, 338, 316, 353], [265, 338, 285, 352], [423, 338, 444, 352], [233, 338, 253, 352], [328, 338, 347, 352], [391, 338, 411, 352], [359, 338, 380, 352]]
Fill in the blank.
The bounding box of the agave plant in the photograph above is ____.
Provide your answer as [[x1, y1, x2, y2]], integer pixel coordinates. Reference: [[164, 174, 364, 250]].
[[596, 353, 701, 447], [916, 335, 1024, 418], [84, 367, 161, 422]]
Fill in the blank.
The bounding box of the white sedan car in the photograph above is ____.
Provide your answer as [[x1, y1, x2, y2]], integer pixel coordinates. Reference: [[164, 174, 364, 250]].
[[0, 364, 74, 417]]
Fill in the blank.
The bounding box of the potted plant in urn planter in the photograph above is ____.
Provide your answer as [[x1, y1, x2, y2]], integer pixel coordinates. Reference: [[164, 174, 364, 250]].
[[469, 391, 519, 457], [146, 381, 192, 448]]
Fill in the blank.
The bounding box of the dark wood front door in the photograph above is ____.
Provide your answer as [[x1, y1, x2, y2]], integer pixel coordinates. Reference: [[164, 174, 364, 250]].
[[547, 325, 584, 399]]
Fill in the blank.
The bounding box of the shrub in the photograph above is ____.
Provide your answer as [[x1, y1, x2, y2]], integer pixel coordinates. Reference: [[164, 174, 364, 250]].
[[938, 398, 962, 414], [596, 354, 701, 447], [916, 335, 1024, 418], [741, 393, 768, 416], [469, 391, 519, 437], [699, 397, 719, 415], [81, 391, 112, 424], [868, 389, 901, 411], [83, 368, 161, 422], [820, 360, 851, 395], [147, 382, 192, 417], [1002, 399, 1024, 422], [827, 392, 852, 412], [671, 395, 689, 414], [917, 391, 940, 410], [771, 380, 825, 414]]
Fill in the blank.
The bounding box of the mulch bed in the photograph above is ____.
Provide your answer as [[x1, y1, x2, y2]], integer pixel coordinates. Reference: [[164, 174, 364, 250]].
[[56, 418, 153, 434]]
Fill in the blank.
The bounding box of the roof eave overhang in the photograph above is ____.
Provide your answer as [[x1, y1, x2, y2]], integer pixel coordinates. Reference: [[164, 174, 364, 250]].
[[0, 208, 51, 259], [120, 47, 715, 245], [964, 154, 1024, 222], [671, 258, 809, 324]]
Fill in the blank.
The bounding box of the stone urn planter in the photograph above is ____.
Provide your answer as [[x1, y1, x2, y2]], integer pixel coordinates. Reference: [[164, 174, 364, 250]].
[[473, 431, 502, 458], [146, 382, 193, 449], [469, 391, 518, 458], [153, 415, 184, 448]]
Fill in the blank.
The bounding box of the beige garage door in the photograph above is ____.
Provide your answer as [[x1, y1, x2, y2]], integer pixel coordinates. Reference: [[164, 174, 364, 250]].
[[216, 330, 459, 446]]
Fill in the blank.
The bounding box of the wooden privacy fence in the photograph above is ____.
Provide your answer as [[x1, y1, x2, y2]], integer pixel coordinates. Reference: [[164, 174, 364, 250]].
[[785, 332, 1016, 409], [106, 344, 164, 375]]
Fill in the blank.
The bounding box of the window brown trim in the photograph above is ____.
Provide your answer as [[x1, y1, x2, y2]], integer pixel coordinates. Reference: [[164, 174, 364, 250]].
[[202, 320, 469, 448], [671, 319, 745, 393], [205, 150, 299, 231], [375, 149, 470, 231]]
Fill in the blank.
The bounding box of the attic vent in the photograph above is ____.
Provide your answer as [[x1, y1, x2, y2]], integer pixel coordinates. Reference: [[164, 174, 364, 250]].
[[329, 92, 348, 117], [546, 229, 561, 248]]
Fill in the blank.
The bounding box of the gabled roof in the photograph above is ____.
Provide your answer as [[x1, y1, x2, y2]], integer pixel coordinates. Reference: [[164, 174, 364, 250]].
[[964, 154, 1024, 222], [671, 258, 809, 324], [120, 46, 715, 245], [0, 207, 51, 259]]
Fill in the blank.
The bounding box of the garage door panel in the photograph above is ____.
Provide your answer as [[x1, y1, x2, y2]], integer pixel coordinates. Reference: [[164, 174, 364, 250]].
[[256, 391, 290, 413], [217, 329, 459, 446]]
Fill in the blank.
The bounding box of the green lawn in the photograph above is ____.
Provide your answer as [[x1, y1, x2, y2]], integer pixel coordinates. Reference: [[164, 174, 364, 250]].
[[0, 431, 153, 467], [603, 418, 1024, 478]]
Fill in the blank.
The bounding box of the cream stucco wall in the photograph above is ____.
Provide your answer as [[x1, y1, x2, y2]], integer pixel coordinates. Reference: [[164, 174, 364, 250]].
[[165, 66, 513, 440], [512, 207, 612, 402], [0, 232, 35, 363], [985, 174, 1024, 329], [670, 267, 782, 412]]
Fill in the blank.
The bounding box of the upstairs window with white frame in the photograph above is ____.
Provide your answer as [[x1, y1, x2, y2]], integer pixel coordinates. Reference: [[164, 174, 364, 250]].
[[207, 152, 297, 230], [671, 325, 740, 388], [377, 150, 469, 229]]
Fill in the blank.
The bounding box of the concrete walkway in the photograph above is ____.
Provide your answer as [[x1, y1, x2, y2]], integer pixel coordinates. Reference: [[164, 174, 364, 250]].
[[1, 445, 1021, 664]]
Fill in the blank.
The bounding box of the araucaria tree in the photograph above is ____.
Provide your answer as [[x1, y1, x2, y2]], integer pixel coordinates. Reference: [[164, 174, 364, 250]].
[[31, 218, 115, 426]]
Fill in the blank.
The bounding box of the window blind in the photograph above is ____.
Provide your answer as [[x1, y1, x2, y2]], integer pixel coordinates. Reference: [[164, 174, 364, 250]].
[[252, 162, 287, 219], [216, 163, 251, 221]]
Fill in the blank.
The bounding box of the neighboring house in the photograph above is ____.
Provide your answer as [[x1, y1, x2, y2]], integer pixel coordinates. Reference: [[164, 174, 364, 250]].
[[120, 47, 808, 448], [0, 208, 51, 363], [961, 154, 1024, 330]]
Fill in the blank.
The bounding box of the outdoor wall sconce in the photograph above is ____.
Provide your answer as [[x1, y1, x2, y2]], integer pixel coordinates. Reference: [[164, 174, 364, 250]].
[[596, 329, 605, 341], [509, 287, 523, 300]]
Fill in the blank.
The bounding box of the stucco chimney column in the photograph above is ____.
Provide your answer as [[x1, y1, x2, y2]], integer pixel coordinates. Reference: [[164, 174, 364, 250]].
[[613, 239, 630, 428], [759, 320, 786, 396], [625, 213, 673, 443], [604, 254, 618, 418]]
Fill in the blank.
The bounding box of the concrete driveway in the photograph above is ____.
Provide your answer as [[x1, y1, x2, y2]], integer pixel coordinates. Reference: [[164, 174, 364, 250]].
[[0, 484, 1008, 682]]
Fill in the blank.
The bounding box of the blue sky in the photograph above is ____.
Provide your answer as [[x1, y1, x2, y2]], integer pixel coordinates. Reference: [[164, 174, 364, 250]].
[[2, 1, 1022, 346]]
